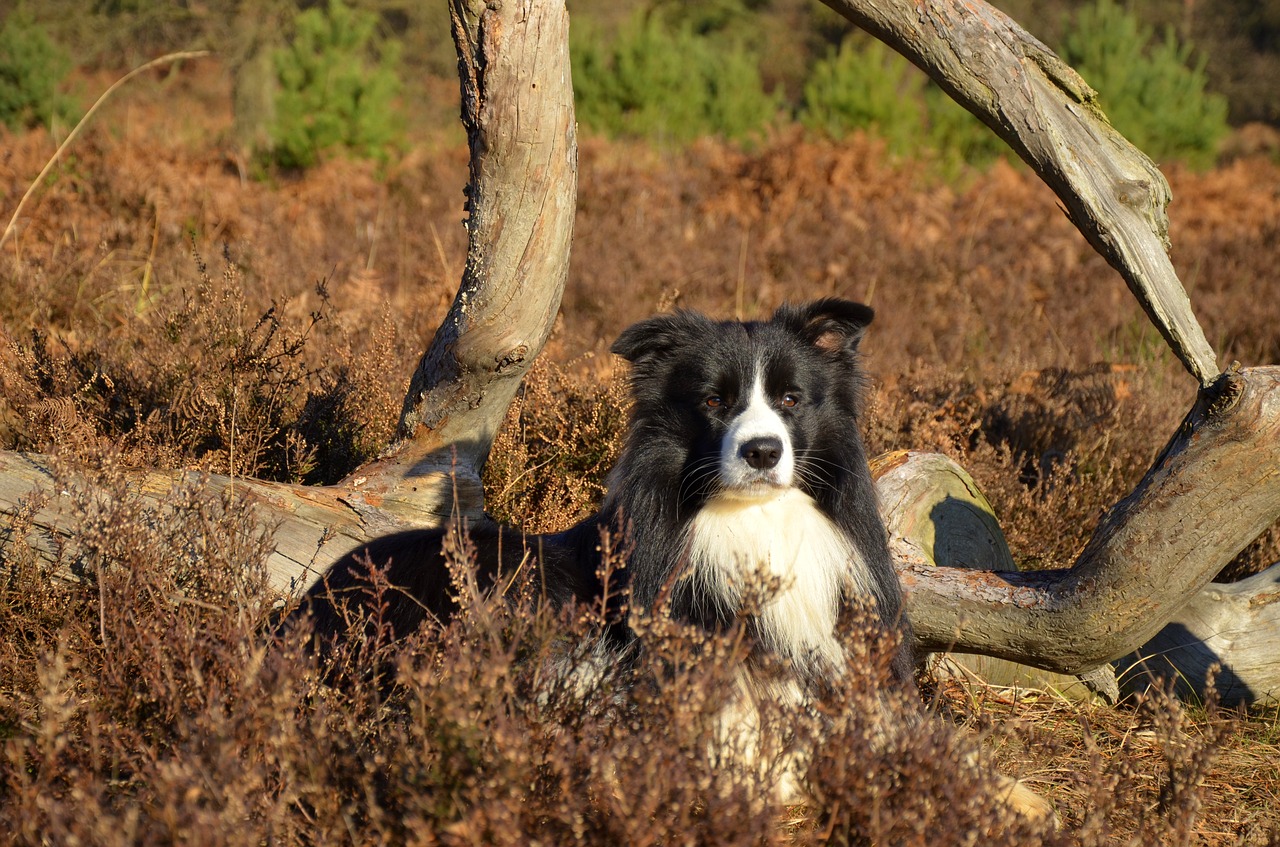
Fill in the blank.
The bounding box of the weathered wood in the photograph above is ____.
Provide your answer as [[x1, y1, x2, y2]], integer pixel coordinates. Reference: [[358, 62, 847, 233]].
[[820, 0, 1219, 386], [878, 450, 1280, 705], [873, 450, 1017, 574], [0, 451, 398, 594], [873, 451, 1114, 701], [1117, 565, 1280, 706], [331, 0, 578, 524], [897, 366, 1280, 677]]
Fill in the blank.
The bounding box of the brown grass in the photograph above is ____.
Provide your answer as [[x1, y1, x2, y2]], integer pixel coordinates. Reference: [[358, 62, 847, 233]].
[[1, 59, 1278, 844]]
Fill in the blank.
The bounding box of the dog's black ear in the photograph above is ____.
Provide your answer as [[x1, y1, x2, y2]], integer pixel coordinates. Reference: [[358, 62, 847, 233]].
[[611, 311, 707, 364], [775, 298, 874, 356]]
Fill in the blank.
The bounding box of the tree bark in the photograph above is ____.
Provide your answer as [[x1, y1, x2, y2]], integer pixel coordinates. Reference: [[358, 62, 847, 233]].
[[872, 450, 1117, 701], [819, 0, 1219, 387], [878, 449, 1280, 706], [330, 0, 577, 526], [894, 366, 1280, 680]]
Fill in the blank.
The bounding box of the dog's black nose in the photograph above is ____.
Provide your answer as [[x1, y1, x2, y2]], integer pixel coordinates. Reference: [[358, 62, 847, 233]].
[[740, 436, 783, 470]]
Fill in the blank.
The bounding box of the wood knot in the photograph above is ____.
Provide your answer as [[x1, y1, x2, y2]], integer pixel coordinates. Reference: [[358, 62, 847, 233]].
[[1113, 179, 1150, 209], [496, 344, 528, 373], [1201, 366, 1244, 420]]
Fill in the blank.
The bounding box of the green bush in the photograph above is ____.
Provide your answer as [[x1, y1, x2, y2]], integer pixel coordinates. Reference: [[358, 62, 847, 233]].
[[801, 38, 925, 154], [0, 11, 74, 131], [268, 0, 402, 170], [801, 36, 1011, 174], [1061, 0, 1228, 169], [572, 13, 780, 144]]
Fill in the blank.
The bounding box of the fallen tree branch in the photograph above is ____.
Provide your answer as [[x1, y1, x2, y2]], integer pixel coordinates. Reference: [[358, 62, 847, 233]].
[[894, 366, 1280, 678], [872, 450, 1118, 702], [879, 448, 1280, 705], [1118, 565, 1280, 706], [0, 452, 393, 594]]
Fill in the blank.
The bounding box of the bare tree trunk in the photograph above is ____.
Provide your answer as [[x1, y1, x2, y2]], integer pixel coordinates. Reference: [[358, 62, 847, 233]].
[[228, 0, 288, 169], [330, 0, 578, 525], [819, 0, 1219, 387]]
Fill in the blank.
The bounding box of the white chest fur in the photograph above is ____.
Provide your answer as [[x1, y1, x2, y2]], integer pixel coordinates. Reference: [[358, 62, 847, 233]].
[[683, 489, 872, 673]]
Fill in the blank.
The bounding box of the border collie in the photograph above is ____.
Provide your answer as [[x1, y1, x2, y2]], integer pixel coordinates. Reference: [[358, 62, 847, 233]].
[[297, 299, 1053, 812], [298, 298, 909, 679], [602, 297, 913, 684]]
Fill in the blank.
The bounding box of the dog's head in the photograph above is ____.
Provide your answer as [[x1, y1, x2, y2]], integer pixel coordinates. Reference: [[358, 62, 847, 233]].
[[611, 298, 874, 505]]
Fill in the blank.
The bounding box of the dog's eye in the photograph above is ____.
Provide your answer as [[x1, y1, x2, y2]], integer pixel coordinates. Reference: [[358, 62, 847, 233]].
[[781, 393, 800, 408], [705, 395, 724, 409]]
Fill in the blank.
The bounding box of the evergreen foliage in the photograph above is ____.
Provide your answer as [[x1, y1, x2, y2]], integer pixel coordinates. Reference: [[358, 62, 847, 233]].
[[571, 12, 780, 144], [0, 11, 74, 131], [1062, 0, 1229, 169], [801, 38, 925, 154], [799, 0, 1230, 172], [268, 0, 402, 170], [800, 36, 1010, 174]]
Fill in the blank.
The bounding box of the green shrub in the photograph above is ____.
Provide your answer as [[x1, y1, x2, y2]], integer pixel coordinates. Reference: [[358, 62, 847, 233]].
[[268, 0, 402, 170], [0, 11, 74, 131], [801, 38, 925, 154], [571, 13, 780, 144], [801, 36, 1010, 173], [1061, 0, 1228, 169]]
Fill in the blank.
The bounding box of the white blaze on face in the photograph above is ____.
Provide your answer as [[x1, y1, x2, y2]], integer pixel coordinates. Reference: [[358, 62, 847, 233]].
[[721, 364, 795, 492]]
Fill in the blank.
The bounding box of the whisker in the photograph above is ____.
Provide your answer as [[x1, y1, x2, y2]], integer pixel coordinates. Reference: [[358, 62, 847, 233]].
[[788, 447, 849, 488], [678, 456, 722, 503], [792, 448, 858, 476]]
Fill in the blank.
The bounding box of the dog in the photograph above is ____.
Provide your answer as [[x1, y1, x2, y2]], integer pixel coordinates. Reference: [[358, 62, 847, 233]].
[[293, 298, 1048, 818], [297, 298, 908, 669], [602, 296, 913, 676]]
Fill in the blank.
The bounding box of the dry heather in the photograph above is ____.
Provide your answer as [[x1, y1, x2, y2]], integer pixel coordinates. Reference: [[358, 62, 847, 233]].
[[1, 62, 1279, 843], [0, 462, 1261, 846]]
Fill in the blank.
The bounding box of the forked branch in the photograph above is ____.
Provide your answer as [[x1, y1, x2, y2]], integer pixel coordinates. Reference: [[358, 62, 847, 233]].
[[331, 0, 578, 524], [894, 367, 1280, 677]]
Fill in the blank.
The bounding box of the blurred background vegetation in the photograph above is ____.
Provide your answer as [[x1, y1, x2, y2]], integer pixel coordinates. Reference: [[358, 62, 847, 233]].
[[0, 0, 1274, 172]]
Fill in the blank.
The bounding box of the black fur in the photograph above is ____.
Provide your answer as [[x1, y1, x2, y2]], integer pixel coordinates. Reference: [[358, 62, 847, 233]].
[[291, 299, 911, 683]]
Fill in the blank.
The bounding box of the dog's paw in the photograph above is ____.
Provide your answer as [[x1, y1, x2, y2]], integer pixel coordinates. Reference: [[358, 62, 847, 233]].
[[997, 775, 1057, 828]]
